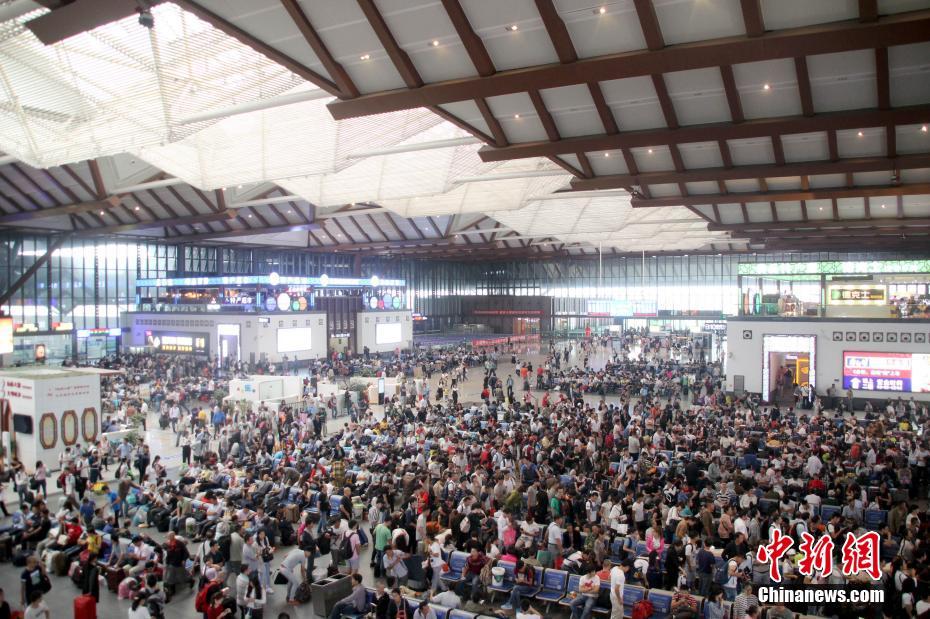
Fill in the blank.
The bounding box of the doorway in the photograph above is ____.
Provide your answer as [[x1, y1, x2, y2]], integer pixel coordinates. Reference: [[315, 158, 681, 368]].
[[762, 335, 816, 403], [217, 324, 240, 362]]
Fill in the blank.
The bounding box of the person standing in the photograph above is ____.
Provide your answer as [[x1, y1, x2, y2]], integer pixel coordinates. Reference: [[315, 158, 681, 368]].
[[609, 561, 629, 619], [32, 462, 47, 499]]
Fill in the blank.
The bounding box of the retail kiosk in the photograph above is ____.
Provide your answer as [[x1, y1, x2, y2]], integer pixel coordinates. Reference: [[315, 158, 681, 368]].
[[0, 367, 101, 473]]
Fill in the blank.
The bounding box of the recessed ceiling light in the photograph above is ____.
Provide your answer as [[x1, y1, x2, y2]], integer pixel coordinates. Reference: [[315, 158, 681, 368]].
[[598, 6, 607, 14], [857, 131, 863, 137], [237, 184, 242, 188], [604, 152, 610, 157], [431, 40, 439, 47], [819, 206, 823, 210], [360, 54, 370, 60], [247, 214, 252, 218], [763, 83, 771, 91], [134, 206, 140, 211], [508, 24, 518, 31], [881, 203, 886, 208], [99, 211, 104, 215], [647, 148, 654, 154], [923, 125, 928, 133], [514, 114, 520, 119]]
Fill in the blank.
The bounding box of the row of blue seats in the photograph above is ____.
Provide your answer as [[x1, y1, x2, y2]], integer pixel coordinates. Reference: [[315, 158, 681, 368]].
[[440, 553, 681, 618]]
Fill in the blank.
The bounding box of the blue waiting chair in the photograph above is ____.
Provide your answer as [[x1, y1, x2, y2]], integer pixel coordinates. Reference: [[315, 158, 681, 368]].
[[646, 589, 675, 619], [533, 569, 568, 609], [622, 585, 646, 618], [440, 551, 469, 586], [864, 509, 887, 530], [487, 561, 516, 597]]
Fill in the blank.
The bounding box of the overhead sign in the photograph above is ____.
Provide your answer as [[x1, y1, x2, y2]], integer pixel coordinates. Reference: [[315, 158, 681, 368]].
[[828, 286, 886, 305], [843, 351, 930, 393], [145, 331, 209, 355], [586, 299, 658, 317], [473, 309, 543, 316], [76, 328, 122, 338], [738, 260, 930, 277], [136, 275, 404, 288]]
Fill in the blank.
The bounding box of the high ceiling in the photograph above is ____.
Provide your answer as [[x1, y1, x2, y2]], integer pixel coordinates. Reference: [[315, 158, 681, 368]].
[[0, 0, 928, 258]]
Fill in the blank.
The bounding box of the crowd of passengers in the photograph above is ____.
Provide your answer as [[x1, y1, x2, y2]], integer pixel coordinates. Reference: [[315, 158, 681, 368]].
[[1, 336, 929, 619]]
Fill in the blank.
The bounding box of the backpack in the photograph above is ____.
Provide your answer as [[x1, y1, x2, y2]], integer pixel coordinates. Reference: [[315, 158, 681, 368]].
[[339, 531, 357, 558], [631, 599, 654, 619], [714, 560, 731, 585], [195, 582, 217, 612]]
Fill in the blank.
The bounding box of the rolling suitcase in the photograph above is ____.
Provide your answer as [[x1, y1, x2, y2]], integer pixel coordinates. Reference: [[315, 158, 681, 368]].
[[106, 566, 126, 593], [74, 594, 97, 619]]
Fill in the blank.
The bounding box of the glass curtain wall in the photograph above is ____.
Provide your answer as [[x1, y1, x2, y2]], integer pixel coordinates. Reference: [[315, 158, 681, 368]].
[[3, 232, 928, 335], [0, 233, 175, 330]]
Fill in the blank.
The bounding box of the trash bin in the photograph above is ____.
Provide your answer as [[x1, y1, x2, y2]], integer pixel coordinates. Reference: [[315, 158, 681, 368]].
[[311, 573, 353, 618], [491, 566, 505, 587]]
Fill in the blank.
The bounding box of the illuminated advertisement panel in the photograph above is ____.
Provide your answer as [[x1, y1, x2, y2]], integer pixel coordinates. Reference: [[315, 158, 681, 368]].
[[145, 331, 209, 355], [842, 351, 930, 393]]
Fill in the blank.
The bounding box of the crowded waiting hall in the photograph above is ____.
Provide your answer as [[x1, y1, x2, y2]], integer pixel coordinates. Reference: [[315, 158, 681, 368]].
[[1, 2, 930, 619]]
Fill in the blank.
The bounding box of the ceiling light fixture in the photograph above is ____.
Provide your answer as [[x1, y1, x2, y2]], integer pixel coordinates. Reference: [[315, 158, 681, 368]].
[[857, 130, 863, 137], [598, 6, 607, 14], [923, 125, 929, 133], [514, 114, 520, 119], [763, 83, 771, 91], [881, 203, 886, 208], [134, 206, 140, 211], [360, 54, 370, 60], [247, 214, 252, 218], [604, 152, 610, 157], [99, 211, 104, 215], [647, 148, 654, 154], [508, 24, 518, 31], [431, 40, 439, 47]]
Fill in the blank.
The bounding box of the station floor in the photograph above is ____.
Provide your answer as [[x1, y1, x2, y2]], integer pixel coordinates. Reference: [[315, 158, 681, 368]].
[[1, 342, 624, 619]]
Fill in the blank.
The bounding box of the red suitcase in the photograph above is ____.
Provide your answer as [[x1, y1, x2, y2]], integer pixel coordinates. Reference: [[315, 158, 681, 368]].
[[74, 594, 97, 619]]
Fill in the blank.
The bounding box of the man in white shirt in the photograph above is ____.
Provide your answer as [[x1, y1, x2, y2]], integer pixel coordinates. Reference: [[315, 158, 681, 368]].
[[430, 588, 461, 609], [805, 454, 823, 478], [235, 564, 252, 616], [609, 562, 629, 619], [569, 567, 601, 619], [546, 516, 565, 566]]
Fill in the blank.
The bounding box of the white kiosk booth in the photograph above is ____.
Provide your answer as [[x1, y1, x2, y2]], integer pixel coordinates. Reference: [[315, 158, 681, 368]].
[[0, 368, 101, 473], [226, 374, 304, 412]]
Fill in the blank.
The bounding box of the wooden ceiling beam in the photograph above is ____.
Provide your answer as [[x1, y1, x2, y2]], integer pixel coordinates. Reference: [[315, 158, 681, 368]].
[[794, 57, 814, 117], [633, 0, 665, 50], [720, 65, 744, 123], [280, 0, 359, 97], [174, 0, 340, 96], [328, 10, 930, 119], [632, 183, 930, 207], [439, 0, 495, 76], [570, 153, 930, 191], [739, 0, 765, 37], [481, 105, 930, 161], [711, 215, 930, 233], [534, 0, 578, 62], [356, 0, 423, 88]]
